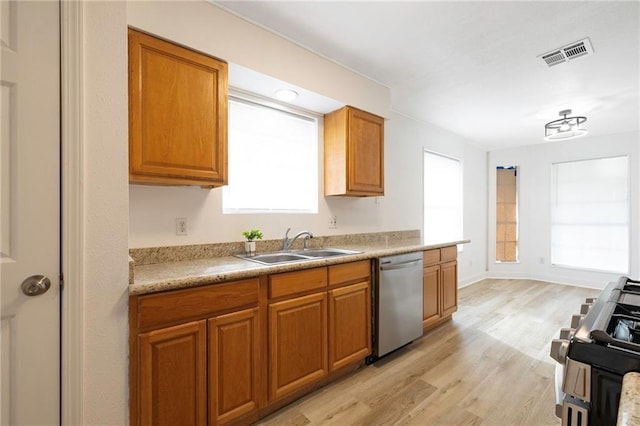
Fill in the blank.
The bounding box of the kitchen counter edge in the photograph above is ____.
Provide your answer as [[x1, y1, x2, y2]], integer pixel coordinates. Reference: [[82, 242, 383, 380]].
[[618, 372, 640, 426], [129, 239, 470, 296]]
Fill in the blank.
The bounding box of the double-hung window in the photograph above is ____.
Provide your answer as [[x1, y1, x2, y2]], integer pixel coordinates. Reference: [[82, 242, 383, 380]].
[[551, 155, 629, 273], [223, 96, 318, 213]]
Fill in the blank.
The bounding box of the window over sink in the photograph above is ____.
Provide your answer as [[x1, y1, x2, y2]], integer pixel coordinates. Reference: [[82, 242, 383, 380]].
[[223, 95, 318, 214]]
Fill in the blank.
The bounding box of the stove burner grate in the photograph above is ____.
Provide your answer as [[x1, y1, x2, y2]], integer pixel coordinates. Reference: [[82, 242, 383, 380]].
[[613, 319, 640, 343], [606, 304, 640, 346]]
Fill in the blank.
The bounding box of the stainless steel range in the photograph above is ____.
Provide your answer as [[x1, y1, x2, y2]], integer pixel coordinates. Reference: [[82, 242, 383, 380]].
[[550, 276, 640, 426]]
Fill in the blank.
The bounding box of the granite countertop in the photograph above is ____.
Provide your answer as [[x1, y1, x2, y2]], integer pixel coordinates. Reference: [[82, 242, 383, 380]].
[[129, 237, 469, 296], [618, 372, 640, 425]]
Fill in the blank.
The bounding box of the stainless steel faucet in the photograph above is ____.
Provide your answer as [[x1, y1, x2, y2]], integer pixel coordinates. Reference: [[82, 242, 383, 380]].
[[282, 228, 314, 250]]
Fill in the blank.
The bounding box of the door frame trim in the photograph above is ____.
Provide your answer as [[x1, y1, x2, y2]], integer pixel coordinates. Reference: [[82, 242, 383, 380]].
[[61, 1, 84, 424]]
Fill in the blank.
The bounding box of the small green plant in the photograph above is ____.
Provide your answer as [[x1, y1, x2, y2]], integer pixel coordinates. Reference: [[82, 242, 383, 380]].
[[242, 229, 263, 242]]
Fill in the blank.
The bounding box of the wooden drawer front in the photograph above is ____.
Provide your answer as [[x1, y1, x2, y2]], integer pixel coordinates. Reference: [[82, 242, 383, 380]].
[[269, 267, 327, 299], [328, 260, 370, 286], [441, 246, 457, 262], [137, 279, 259, 329], [423, 249, 440, 266]]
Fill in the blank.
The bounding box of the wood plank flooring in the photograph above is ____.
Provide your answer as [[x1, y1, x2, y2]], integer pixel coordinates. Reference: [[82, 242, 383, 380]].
[[255, 279, 601, 426]]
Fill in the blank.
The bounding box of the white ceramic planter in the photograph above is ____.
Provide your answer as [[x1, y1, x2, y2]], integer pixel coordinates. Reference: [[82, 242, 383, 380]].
[[244, 241, 256, 256]]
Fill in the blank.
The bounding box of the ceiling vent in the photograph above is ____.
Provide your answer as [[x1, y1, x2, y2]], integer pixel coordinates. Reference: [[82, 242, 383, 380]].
[[539, 38, 594, 67]]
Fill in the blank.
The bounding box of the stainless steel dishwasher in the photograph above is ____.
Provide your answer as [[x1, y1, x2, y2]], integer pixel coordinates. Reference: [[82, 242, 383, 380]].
[[370, 252, 424, 361]]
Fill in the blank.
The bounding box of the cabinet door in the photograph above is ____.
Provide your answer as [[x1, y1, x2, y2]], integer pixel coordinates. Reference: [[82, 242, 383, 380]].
[[269, 293, 327, 401], [328, 281, 371, 371], [209, 308, 259, 425], [138, 321, 207, 426], [128, 29, 228, 186], [347, 108, 384, 195], [423, 264, 441, 329], [441, 261, 458, 317]]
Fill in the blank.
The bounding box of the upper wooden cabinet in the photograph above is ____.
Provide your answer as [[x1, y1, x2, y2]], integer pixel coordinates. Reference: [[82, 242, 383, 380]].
[[324, 106, 384, 196], [128, 28, 228, 187]]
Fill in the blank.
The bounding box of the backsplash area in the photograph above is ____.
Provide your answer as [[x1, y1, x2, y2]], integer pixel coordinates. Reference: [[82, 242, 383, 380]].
[[129, 230, 420, 266]]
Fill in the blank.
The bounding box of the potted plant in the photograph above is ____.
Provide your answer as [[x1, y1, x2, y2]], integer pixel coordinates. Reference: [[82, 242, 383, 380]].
[[242, 229, 263, 256]]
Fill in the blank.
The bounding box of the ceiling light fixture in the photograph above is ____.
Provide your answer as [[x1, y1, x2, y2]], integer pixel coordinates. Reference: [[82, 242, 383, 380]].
[[274, 89, 298, 102], [544, 109, 588, 141]]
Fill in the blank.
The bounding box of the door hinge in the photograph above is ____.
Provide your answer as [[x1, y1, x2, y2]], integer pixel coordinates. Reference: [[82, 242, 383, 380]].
[[59, 272, 64, 291]]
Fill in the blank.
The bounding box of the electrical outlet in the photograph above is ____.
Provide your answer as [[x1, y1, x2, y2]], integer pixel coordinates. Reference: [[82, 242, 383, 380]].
[[176, 218, 187, 236], [539, 257, 544, 264], [329, 216, 338, 229]]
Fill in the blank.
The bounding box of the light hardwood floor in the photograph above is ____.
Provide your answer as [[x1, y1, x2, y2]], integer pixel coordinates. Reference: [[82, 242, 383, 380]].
[[256, 279, 601, 426]]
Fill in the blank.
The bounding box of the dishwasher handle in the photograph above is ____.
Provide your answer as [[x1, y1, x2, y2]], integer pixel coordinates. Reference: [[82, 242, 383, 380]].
[[379, 259, 422, 271]]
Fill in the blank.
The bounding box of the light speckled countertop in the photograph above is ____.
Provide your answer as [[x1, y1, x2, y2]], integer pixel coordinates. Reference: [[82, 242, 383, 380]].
[[129, 237, 469, 295], [618, 372, 640, 425]]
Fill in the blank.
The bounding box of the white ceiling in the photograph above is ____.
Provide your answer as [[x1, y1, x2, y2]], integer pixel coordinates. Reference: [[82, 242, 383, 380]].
[[214, 1, 639, 151]]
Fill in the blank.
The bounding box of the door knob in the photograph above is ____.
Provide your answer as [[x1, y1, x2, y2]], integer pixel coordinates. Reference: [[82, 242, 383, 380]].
[[21, 275, 51, 296]]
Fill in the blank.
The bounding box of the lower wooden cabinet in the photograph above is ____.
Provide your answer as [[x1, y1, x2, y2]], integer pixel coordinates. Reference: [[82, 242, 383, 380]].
[[138, 320, 207, 426], [136, 309, 260, 426], [328, 281, 371, 371], [441, 260, 458, 317], [422, 264, 441, 329], [267, 260, 371, 402], [268, 292, 328, 401], [131, 279, 260, 426], [422, 246, 458, 331], [131, 262, 371, 425], [209, 308, 260, 425]]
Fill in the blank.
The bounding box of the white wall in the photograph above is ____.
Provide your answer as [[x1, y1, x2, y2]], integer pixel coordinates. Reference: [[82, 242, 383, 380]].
[[82, 1, 129, 424], [126, 1, 390, 119], [126, 1, 489, 284], [129, 110, 488, 287], [129, 117, 406, 248], [385, 113, 488, 286], [488, 131, 639, 289], [126, 0, 403, 248]]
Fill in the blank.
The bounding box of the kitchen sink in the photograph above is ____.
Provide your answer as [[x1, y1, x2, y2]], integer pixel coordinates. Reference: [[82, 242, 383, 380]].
[[291, 248, 361, 258], [240, 253, 310, 264], [237, 248, 362, 265]]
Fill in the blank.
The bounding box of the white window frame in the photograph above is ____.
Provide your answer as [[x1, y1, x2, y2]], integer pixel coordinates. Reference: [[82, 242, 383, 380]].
[[223, 92, 319, 214], [423, 150, 463, 247], [550, 155, 630, 274]]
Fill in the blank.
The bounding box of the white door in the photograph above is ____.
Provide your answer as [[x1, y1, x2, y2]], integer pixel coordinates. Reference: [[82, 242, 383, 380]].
[[1, 1, 60, 424]]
